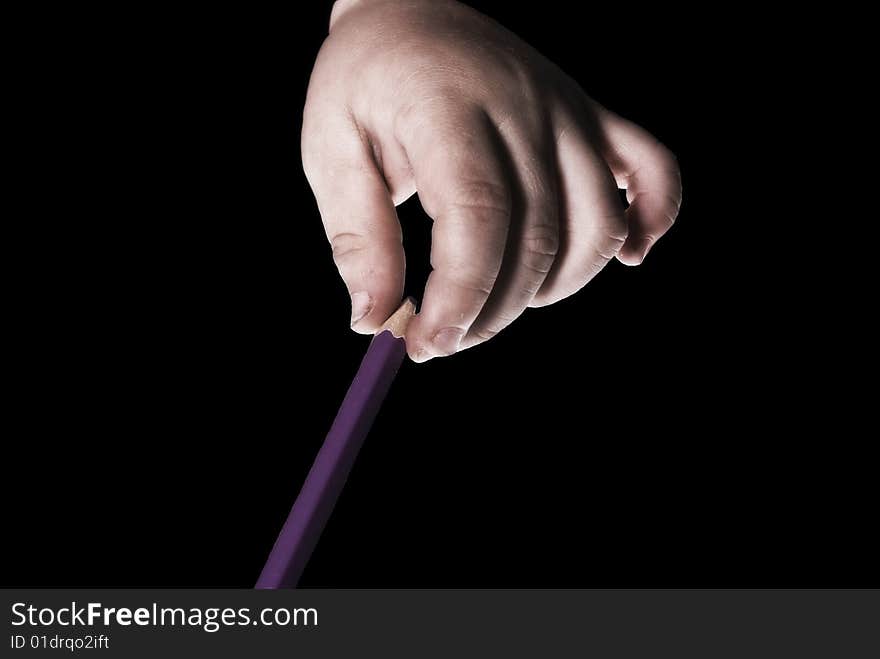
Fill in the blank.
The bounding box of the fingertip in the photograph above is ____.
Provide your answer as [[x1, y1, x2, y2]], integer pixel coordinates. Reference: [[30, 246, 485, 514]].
[[617, 237, 653, 266], [616, 251, 643, 267], [404, 314, 466, 362], [350, 323, 376, 335], [406, 344, 432, 363], [527, 293, 554, 308], [405, 323, 432, 362], [348, 287, 404, 334]]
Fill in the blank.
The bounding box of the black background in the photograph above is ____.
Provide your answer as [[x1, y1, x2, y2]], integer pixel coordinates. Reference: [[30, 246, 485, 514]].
[[6, 3, 874, 587]]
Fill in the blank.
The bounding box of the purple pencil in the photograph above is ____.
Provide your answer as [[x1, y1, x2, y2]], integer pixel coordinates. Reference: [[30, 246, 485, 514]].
[[255, 299, 415, 589]]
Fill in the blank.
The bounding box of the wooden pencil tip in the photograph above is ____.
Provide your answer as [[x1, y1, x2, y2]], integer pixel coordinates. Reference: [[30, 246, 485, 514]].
[[378, 297, 416, 338]]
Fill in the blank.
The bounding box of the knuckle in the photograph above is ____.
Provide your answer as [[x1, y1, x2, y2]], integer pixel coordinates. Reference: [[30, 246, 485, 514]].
[[660, 193, 681, 229], [652, 144, 683, 202], [654, 141, 678, 168], [602, 209, 629, 247], [446, 269, 497, 297], [469, 311, 519, 344], [392, 91, 452, 144], [431, 249, 501, 298], [300, 111, 327, 185], [471, 326, 500, 343], [524, 233, 559, 257], [607, 213, 630, 247], [521, 222, 560, 275], [328, 231, 368, 264], [661, 148, 680, 178], [589, 213, 628, 262], [604, 231, 628, 258], [598, 232, 627, 262], [391, 101, 420, 145], [446, 179, 512, 223]]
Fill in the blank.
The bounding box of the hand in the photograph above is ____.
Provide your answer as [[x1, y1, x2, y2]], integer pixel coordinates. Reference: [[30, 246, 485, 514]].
[[302, 0, 682, 361]]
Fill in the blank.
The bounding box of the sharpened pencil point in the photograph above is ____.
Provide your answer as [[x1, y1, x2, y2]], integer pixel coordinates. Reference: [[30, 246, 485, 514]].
[[379, 298, 416, 338]]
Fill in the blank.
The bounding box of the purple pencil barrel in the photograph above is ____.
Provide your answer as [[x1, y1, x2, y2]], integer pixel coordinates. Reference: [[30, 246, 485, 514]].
[[256, 329, 407, 589]]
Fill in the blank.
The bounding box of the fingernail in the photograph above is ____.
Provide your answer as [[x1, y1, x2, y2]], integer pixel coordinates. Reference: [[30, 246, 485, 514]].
[[637, 237, 655, 262], [410, 346, 431, 363], [431, 327, 464, 356], [350, 291, 373, 327]]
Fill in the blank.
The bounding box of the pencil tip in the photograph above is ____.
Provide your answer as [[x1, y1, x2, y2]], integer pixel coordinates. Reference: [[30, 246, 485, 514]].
[[378, 298, 417, 338]]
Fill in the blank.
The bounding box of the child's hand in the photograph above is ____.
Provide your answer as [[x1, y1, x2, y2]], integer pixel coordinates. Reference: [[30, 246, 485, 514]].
[[303, 0, 682, 361]]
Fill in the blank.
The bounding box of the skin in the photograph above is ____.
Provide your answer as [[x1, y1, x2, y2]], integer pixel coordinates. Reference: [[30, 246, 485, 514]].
[[303, 0, 682, 362]]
